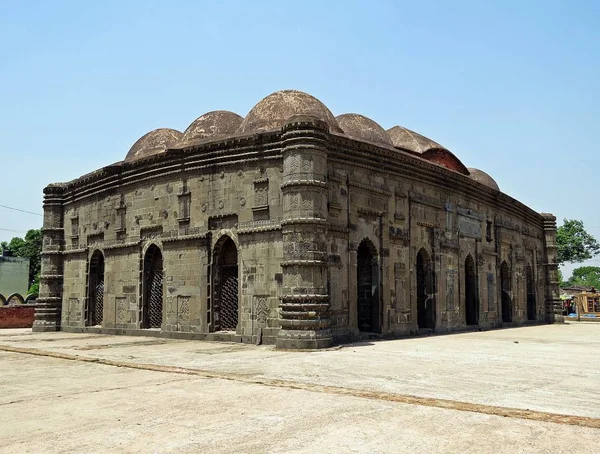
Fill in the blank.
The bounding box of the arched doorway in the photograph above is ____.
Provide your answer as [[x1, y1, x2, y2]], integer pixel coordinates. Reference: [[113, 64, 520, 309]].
[[465, 254, 478, 325], [417, 249, 435, 330], [87, 250, 105, 326], [213, 236, 239, 331], [500, 261, 512, 323], [143, 245, 163, 329], [357, 239, 380, 333], [526, 266, 536, 321]]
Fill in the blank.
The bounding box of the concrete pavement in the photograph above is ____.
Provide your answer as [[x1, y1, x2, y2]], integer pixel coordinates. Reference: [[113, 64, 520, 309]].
[[1, 323, 599, 453]]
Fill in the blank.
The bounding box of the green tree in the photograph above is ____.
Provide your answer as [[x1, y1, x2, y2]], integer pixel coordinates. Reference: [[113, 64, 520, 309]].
[[566, 266, 600, 289], [557, 268, 564, 287], [556, 219, 600, 264]]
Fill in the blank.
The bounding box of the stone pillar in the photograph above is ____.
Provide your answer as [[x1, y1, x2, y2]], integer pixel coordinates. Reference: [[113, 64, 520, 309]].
[[32, 184, 65, 332], [541, 213, 563, 323], [276, 115, 332, 349]]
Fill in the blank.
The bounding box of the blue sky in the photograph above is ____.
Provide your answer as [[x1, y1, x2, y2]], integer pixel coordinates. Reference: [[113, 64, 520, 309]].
[[1, 0, 598, 278]]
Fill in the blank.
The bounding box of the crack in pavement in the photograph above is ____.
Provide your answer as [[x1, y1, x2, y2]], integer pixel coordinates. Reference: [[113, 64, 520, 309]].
[[0, 377, 196, 407], [1, 344, 599, 430]]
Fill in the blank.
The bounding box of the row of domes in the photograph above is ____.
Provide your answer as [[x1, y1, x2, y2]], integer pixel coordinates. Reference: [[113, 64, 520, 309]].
[[124, 89, 499, 191]]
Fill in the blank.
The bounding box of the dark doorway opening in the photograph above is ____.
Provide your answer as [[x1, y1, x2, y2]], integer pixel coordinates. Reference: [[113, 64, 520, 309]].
[[526, 266, 536, 321], [465, 254, 478, 325], [417, 249, 435, 330], [214, 237, 239, 331], [87, 250, 105, 326], [357, 239, 380, 333], [501, 261, 512, 323], [143, 245, 163, 329]]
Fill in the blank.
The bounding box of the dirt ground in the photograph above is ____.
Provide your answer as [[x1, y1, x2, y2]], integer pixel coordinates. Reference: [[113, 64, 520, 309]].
[[1, 323, 599, 453]]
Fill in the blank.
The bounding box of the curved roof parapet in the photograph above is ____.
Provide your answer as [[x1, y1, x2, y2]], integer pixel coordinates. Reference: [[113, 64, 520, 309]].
[[467, 167, 500, 191], [125, 128, 183, 161], [387, 125, 445, 153], [236, 89, 343, 134], [180, 110, 243, 146], [335, 113, 394, 148]]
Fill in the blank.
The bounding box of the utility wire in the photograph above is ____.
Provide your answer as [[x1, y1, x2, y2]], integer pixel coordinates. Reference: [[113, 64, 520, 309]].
[[0, 228, 28, 233], [0, 204, 43, 216]]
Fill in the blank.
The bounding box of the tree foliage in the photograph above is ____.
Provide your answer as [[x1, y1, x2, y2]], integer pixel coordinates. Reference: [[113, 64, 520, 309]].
[[556, 219, 600, 264], [2, 229, 42, 293], [565, 266, 600, 289]]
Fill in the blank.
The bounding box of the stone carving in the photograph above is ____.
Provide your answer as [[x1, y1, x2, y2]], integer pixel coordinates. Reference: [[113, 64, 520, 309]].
[[446, 270, 455, 311], [87, 232, 104, 246], [178, 296, 190, 322], [140, 226, 162, 240], [487, 273, 495, 312], [116, 297, 126, 323], [70, 216, 79, 237], [256, 296, 268, 325], [458, 215, 482, 239], [208, 214, 238, 230], [68, 298, 81, 324], [254, 180, 269, 207], [177, 180, 191, 221]]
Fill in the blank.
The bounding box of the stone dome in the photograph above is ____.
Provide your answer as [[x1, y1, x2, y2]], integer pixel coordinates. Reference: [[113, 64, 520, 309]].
[[335, 113, 394, 148], [387, 125, 445, 153], [125, 128, 183, 161], [468, 168, 500, 191], [236, 89, 343, 134], [181, 110, 243, 145]]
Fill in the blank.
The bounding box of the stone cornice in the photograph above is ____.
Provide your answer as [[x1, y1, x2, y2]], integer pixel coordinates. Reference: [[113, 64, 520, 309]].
[[44, 127, 546, 231], [348, 179, 392, 197], [327, 138, 543, 229]]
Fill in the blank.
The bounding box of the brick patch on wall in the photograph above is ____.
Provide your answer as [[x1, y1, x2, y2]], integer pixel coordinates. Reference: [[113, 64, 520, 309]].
[[0, 305, 36, 328]]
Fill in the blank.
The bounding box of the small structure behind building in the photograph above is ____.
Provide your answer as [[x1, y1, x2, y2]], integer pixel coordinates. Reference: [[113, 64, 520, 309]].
[[560, 285, 600, 319], [0, 250, 36, 328], [0, 251, 29, 297]]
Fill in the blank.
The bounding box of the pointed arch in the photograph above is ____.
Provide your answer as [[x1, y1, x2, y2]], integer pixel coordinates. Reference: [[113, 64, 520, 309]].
[[143, 244, 163, 329], [6, 293, 25, 305], [416, 248, 435, 330], [357, 238, 380, 333], [465, 254, 478, 325], [212, 235, 239, 332], [87, 250, 105, 326]]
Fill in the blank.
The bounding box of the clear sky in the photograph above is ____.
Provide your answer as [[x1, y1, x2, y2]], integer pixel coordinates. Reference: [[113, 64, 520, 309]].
[[1, 0, 598, 278]]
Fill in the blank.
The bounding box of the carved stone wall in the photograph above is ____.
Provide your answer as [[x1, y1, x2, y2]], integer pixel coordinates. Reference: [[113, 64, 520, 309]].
[[36, 111, 554, 348]]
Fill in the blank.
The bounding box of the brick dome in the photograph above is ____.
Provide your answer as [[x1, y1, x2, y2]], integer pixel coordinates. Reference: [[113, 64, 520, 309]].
[[125, 128, 183, 161], [181, 111, 243, 145], [236, 90, 343, 134], [335, 113, 394, 148], [387, 125, 445, 153], [468, 167, 500, 191]]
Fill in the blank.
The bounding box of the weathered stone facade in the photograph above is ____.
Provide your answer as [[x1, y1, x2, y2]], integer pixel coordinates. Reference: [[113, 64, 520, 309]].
[[33, 90, 562, 349]]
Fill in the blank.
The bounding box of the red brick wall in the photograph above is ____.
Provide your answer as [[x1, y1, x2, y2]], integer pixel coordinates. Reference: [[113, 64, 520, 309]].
[[423, 150, 467, 174], [0, 305, 36, 328]]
